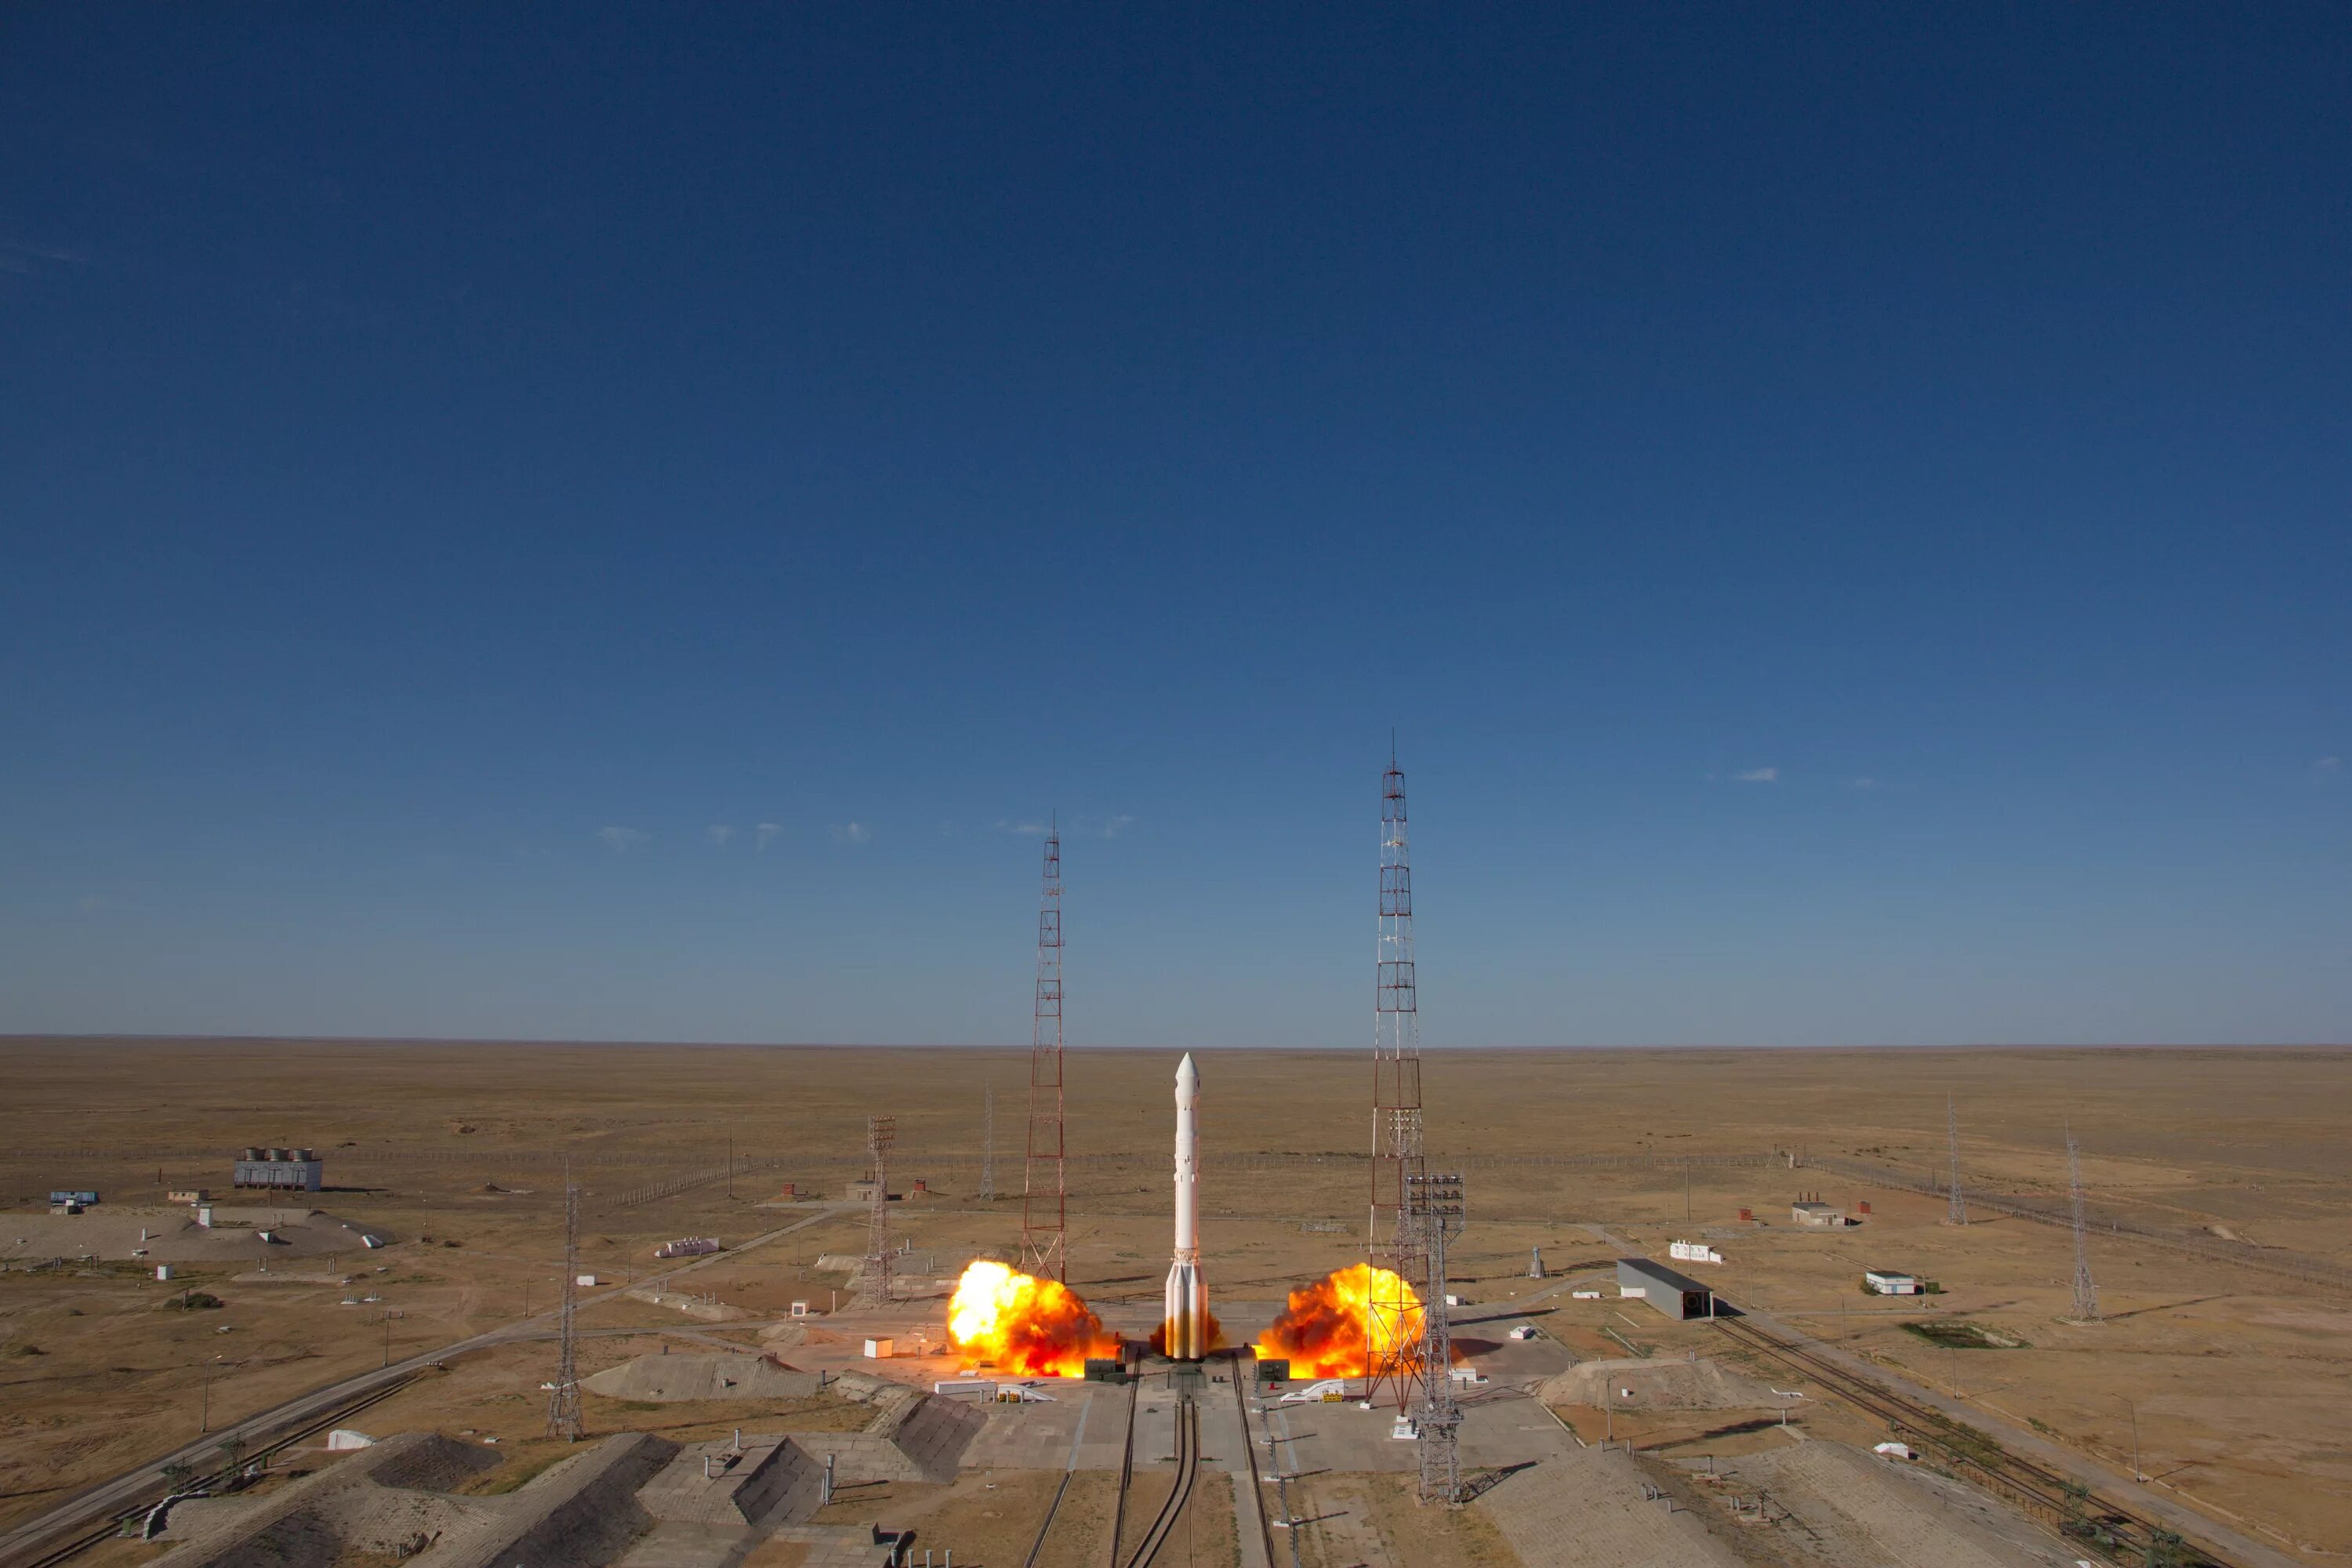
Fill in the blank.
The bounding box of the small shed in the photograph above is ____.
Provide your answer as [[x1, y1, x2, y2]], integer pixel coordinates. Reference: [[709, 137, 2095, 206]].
[[1791, 1200, 1844, 1228], [1615, 1258, 1715, 1320], [1864, 1269, 1921, 1295], [863, 1337, 895, 1359]]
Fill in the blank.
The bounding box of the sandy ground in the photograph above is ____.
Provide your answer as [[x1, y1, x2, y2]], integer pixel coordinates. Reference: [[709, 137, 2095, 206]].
[[2, 1039, 2348, 1565]]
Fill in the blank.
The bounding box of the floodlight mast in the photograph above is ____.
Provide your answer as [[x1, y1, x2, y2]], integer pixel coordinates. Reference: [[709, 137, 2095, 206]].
[[1022, 821, 1067, 1281]]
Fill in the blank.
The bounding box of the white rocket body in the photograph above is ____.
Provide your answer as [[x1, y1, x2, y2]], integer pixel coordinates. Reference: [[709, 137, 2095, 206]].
[[1162, 1052, 1210, 1360]]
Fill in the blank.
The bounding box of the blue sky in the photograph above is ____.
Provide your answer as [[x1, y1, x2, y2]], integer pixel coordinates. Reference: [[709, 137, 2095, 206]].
[[2, 6, 2347, 1046]]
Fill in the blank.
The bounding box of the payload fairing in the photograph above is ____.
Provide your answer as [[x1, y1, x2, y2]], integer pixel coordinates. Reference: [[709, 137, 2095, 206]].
[[1162, 1052, 1210, 1360]]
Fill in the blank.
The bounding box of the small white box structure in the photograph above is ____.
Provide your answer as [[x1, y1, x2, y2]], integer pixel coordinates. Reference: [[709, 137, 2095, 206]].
[[326, 1429, 376, 1451], [1508, 1324, 1539, 1340], [1864, 1269, 1922, 1295], [1443, 1293, 1469, 1307], [863, 1337, 895, 1359], [1449, 1368, 1490, 1385], [1572, 1289, 1602, 1299], [155, 1264, 174, 1282], [1875, 1441, 1915, 1460], [1618, 1286, 1647, 1298], [194, 1207, 214, 1229], [575, 1274, 597, 1287], [360, 1234, 385, 1248], [935, 1380, 996, 1398], [1668, 1240, 1724, 1265], [789, 1301, 809, 1317]]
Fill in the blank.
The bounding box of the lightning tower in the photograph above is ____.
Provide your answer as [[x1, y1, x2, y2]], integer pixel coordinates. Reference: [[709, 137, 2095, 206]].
[[856, 1115, 896, 1308], [2066, 1123, 2100, 1323], [1946, 1094, 1967, 1225], [978, 1085, 996, 1202], [1368, 746, 1426, 1406], [1409, 1171, 1467, 1504], [1022, 823, 1067, 1281], [545, 1168, 583, 1440]]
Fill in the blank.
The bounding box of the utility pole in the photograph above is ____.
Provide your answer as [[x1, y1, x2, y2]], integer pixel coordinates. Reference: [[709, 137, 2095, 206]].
[[2066, 1124, 2100, 1324], [546, 1169, 583, 1439], [1369, 744, 1427, 1408], [1022, 822, 1067, 1281], [1946, 1095, 1967, 1225], [727, 1136, 735, 1203]]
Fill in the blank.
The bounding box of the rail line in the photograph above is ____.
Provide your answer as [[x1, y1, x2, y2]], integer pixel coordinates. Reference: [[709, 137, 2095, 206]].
[[6, 1368, 429, 1568], [1712, 1316, 2228, 1567], [1121, 1399, 1200, 1568]]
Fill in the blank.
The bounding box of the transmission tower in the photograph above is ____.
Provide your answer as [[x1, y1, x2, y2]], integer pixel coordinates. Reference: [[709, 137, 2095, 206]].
[[1022, 823, 1067, 1281], [544, 1169, 583, 1440], [856, 1115, 897, 1308], [978, 1085, 996, 1202], [2065, 1124, 2100, 1323], [1368, 746, 1426, 1407], [1946, 1094, 1967, 1225], [1409, 1172, 1467, 1504]]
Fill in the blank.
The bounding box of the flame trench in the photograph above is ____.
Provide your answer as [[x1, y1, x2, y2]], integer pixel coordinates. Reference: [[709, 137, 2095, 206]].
[[947, 1260, 1120, 1377], [1250, 1263, 1426, 1380]]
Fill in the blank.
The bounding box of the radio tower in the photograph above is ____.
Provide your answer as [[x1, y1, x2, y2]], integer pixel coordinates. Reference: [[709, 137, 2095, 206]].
[[544, 1167, 583, 1440], [2065, 1123, 2100, 1323], [856, 1115, 897, 1307], [978, 1085, 996, 1202], [1945, 1094, 1967, 1225], [1022, 822, 1067, 1282], [1368, 745, 1426, 1407]]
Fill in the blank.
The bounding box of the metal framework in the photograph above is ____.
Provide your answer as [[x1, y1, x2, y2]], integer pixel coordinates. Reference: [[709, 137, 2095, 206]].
[[2066, 1124, 2100, 1323], [1022, 824, 1067, 1281], [857, 1115, 897, 1308], [1946, 1094, 1968, 1225], [1409, 1172, 1467, 1504], [978, 1085, 996, 1202], [1368, 749, 1425, 1406], [545, 1170, 583, 1440]]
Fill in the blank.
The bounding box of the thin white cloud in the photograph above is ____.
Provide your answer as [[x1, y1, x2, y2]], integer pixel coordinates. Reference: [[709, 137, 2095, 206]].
[[755, 822, 782, 852], [993, 818, 1051, 837], [829, 822, 873, 845], [1091, 814, 1136, 839], [1732, 768, 1779, 783], [597, 826, 651, 851], [1849, 776, 1878, 790], [708, 824, 736, 844], [2317, 757, 2343, 775]]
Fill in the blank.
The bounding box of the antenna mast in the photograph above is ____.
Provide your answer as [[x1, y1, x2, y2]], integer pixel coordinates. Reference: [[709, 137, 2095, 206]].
[[978, 1084, 996, 1203], [1368, 747, 1426, 1406], [2066, 1123, 2100, 1323], [545, 1167, 583, 1440], [1022, 822, 1067, 1281], [1946, 1094, 1967, 1225]]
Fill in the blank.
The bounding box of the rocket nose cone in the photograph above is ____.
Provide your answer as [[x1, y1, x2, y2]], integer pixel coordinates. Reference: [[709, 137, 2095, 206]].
[[1175, 1052, 1198, 1090]]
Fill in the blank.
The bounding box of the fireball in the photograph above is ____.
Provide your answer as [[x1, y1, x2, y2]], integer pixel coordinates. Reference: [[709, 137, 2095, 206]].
[[1251, 1263, 1425, 1380], [946, 1260, 1121, 1377]]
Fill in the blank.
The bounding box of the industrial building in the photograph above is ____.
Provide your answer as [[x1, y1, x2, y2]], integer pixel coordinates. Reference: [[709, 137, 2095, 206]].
[[1864, 1269, 1922, 1295], [234, 1147, 324, 1192], [1616, 1257, 1715, 1320], [1791, 1194, 1846, 1227]]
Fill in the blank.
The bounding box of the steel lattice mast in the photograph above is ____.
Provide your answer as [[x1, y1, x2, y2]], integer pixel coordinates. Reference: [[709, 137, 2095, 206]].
[[1368, 748, 1425, 1406], [1946, 1094, 1968, 1225], [1022, 822, 1067, 1281], [978, 1085, 996, 1202], [544, 1167, 583, 1440], [2066, 1123, 2100, 1323], [1410, 1172, 1467, 1504], [856, 1115, 896, 1307]]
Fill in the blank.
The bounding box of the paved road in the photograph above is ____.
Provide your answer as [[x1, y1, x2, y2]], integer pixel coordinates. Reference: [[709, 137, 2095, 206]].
[[0, 1204, 855, 1567]]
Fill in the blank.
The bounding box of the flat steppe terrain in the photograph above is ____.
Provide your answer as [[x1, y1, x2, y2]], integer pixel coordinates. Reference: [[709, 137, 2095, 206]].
[[2, 1040, 2347, 1562]]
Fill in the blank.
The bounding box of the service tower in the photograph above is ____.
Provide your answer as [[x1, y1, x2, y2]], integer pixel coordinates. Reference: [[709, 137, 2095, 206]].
[[1162, 1053, 1210, 1360]]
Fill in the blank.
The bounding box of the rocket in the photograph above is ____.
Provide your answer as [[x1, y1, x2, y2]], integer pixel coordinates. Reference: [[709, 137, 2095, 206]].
[[1162, 1052, 1210, 1360]]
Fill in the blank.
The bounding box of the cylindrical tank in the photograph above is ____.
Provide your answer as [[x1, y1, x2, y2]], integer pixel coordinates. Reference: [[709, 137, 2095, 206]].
[[296, 1149, 316, 1162], [244, 1148, 263, 1161], [268, 1148, 289, 1161]]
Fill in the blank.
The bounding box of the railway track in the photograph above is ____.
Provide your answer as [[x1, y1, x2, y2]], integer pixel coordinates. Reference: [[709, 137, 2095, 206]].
[[6, 1368, 429, 1568], [1713, 1316, 2227, 1567], [1120, 1398, 1200, 1568]]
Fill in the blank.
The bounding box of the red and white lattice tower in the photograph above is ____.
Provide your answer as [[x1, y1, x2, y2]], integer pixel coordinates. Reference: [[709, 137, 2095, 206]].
[[1367, 748, 1426, 1406], [1022, 821, 1067, 1281]]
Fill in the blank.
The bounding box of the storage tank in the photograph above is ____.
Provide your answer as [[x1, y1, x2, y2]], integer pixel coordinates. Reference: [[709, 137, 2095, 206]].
[[244, 1148, 264, 1160]]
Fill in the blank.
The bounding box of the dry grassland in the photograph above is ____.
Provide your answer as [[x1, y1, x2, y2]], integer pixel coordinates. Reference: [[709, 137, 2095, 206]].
[[1, 1039, 2347, 1561]]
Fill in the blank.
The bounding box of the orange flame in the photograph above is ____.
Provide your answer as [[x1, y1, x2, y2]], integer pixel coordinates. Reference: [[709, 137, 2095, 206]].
[[1251, 1263, 1425, 1380], [946, 1260, 1120, 1378]]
